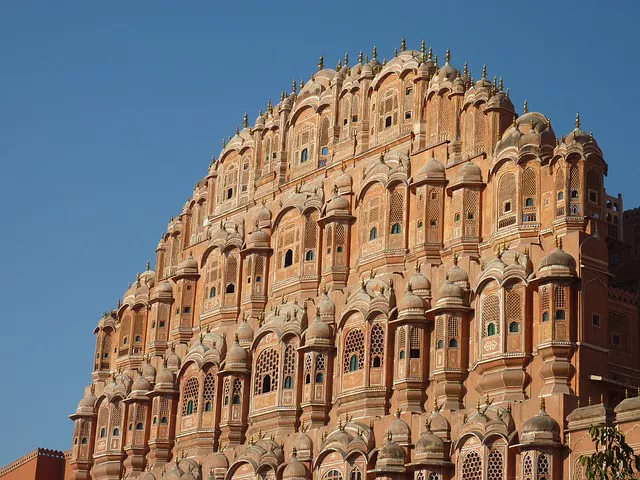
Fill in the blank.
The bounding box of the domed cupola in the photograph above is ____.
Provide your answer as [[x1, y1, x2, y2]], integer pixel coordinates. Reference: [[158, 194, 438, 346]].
[[521, 398, 561, 446], [398, 283, 425, 314], [165, 343, 181, 373], [73, 386, 98, 417], [457, 161, 483, 185], [129, 371, 151, 398], [415, 419, 447, 462], [225, 334, 249, 372], [373, 432, 407, 474], [334, 167, 353, 193], [434, 280, 465, 309], [538, 236, 577, 278], [317, 287, 336, 319], [293, 431, 313, 461], [235, 315, 254, 347], [142, 361, 156, 383], [415, 152, 446, 186], [176, 253, 199, 277], [205, 449, 229, 480], [255, 202, 272, 228], [246, 224, 270, 249], [305, 311, 332, 348], [562, 112, 590, 146], [155, 359, 175, 390], [325, 188, 351, 214], [447, 254, 469, 290], [385, 409, 411, 446], [409, 263, 432, 301], [282, 449, 308, 480]]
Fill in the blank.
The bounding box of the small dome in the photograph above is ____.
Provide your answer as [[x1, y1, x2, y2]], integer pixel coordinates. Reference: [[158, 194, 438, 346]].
[[416, 428, 445, 457], [78, 391, 97, 408], [385, 413, 411, 445], [142, 362, 156, 381], [206, 451, 229, 470], [255, 114, 265, 127], [418, 157, 446, 180], [335, 171, 353, 189], [459, 161, 483, 183], [539, 246, 576, 272], [236, 318, 254, 344], [410, 269, 431, 293], [178, 254, 198, 272], [360, 63, 374, 78], [156, 365, 174, 385], [282, 451, 308, 479], [156, 281, 173, 293], [226, 337, 248, 366], [248, 227, 269, 245], [521, 399, 561, 444], [294, 432, 313, 453], [326, 195, 350, 213], [448, 262, 469, 286], [255, 205, 272, 224], [131, 373, 151, 393], [399, 285, 425, 311], [436, 281, 464, 301], [376, 436, 406, 467], [317, 291, 336, 316], [307, 315, 331, 341], [428, 409, 451, 438]]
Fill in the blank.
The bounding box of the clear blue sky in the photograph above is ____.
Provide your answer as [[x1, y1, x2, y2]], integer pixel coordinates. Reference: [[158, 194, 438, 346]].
[[0, 0, 638, 466]]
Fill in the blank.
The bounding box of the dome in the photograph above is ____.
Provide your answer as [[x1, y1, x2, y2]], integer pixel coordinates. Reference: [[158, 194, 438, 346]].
[[326, 195, 350, 213], [236, 318, 254, 344], [360, 63, 374, 78], [521, 399, 561, 444], [539, 246, 576, 272], [418, 156, 446, 180], [448, 261, 469, 286], [156, 365, 174, 386], [376, 435, 406, 468], [255, 204, 272, 224], [335, 171, 353, 189], [142, 362, 156, 381], [459, 161, 483, 183], [178, 254, 198, 271], [78, 391, 97, 408], [436, 281, 464, 301], [317, 291, 336, 316], [307, 315, 331, 341], [399, 285, 425, 311], [206, 451, 229, 470], [226, 336, 248, 365], [282, 451, 308, 479], [415, 427, 445, 457], [156, 281, 173, 293], [294, 432, 313, 453], [385, 412, 411, 445], [248, 227, 269, 245], [410, 269, 431, 293], [131, 373, 151, 393], [434, 60, 458, 82]]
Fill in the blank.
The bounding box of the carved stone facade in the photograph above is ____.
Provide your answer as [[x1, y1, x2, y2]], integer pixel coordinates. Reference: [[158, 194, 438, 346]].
[[68, 43, 640, 480]]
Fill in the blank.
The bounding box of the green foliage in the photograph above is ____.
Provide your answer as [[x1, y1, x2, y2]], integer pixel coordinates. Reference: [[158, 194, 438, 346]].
[[578, 425, 640, 480]]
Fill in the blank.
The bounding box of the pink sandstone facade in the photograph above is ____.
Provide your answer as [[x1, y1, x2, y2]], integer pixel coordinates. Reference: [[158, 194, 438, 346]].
[[67, 42, 640, 480]]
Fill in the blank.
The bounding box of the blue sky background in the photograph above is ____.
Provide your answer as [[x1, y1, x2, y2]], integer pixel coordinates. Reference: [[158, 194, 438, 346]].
[[0, 0, 638, 466]]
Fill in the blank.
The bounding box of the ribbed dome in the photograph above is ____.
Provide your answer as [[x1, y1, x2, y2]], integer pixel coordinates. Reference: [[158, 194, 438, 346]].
[[142, 362, 156, 381], [248, 227, 269, 245], [155, 366, 174, 385], [539, 247, 576, 271], [227, 337, 248, 365], [521, 399, 561, 444], [335, 171, 353, 189], [385, 413, 411, 444], [178, 254, 198, 271], [436, 281, 464, 300], [326, 195, 350, 213], [399, 285, 425, 311], [236, 318, 254, 344], [206, 451, 229, 470], [415, 428, 445, 456], [307, 315, 331, 341], [131, 373, 151, 393], [448, 263, 469, 285], [377, 436, 406, 466], [317, 291, 335, 316], [410, 269, 431, 292], [156, 281, 173, 293], [282, 451, 308, 479], [255, 205, 272, 224], [418, 157, 445, 180]]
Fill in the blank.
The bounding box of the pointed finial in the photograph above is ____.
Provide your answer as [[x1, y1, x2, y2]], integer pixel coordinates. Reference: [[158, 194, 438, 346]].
[[358, 51, 363, 64], [401, 37, 406, 52], [428, 46, 433, 60], [588, 396, 592, 406], [146, 260, 151, 271], [243, 112, 248, 129], [589, 131, 593, 141], [318, 54, 324, 71], [601, 393, 604, 404], [292, 79, 297, 95], [394, 48, 398, 57], [445, 48, 450, 63], [344, 52, 349, 67], [336, 58, 342, 70], [421, 39, 426, 57], [222, 137, 226, 148], [482, 64, 487, 79], [540, 397, 546, 411], [387, 430, 393, 441], [554, 234, 560, 249], [575, 112, 581, 129], [267, 99, 272, 111], [280, 91, 285, 101], [383, 57, 387, 66], [577, 398, 581, 408], [523, 99, 528, 114], [476, 399, 481, 412], [395, 408, 401, 418], [499, 77, 504, 92], [513, 115, 517, 128], [452, 252, 459, 265], [372, 45, 377, 59], [235, 125, 239, 135]]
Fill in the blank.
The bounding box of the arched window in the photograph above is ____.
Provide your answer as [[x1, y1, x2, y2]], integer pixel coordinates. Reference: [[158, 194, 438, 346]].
[[350, 467, 363, 480], [232, 394, 241, 404], [255, 347, 279, 394], [315, 372, 324, 383], [509, 322, 520, 333], [284, 249, 294, 267], [410, 327, 421, 358], [461, 450, 482, 480], [81, 437, 88, 444], [449, 338, 458, 348], [186, 400, 194, 415], [343, 328, 365, 373], [557, 191, 564, 200], [324, 470, 343, 480], [555, 310, 566, 320], [284, 376, 293, 389], [385, 116, 392, 127], [399, 350, 405, 359], [160, 416, 168, 424], [525, 197, 534, 207], [100, 428, 106, 438], [135, 423, 144, 431], [204, 402, 212, 412], [300, 148, 309, 163], [305, 250, 315, 261], [227, 188, 233, 200], [225, 283, 235, 293], [391, 223, 402, 234], [437, 339, 444, 349], [542, 312, 550, 322], [224, 396, 229, 405], [487, 323, 496, 336], [369, 227, 378, 241], [112, 427, 119, 436]]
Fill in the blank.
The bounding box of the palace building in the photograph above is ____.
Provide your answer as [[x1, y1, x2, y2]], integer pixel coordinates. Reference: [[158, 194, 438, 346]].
[[67, 41, 640, 480]]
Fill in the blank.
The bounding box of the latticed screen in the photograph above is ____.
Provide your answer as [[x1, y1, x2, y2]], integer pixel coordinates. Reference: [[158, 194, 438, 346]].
[[436, 317, 444, 345], [343, 328, 365, 372], [506, 289, 522, 331], [304, 214, 318, 250], [203, 372, 215, 404], [111, 400, 122, 427], [523, 452, 533, 480], [498, 172, 516, 227], [254, 348, 280, 394], [522, 168, 537, 214], [609, 311, 631, 352], [315, 353, 326, 373], [537, 453, 550, 478], [225, 254, 238, 286], [159, 397, 169, 418], [461, 450, 482, 480], [389, 189, 404, 225], [182, 377, 199, 415], [481, 294, 500, 337], [335, 223, 346, 248], [554, 285, 566, 309], [304, 353, 312, 374], [448, 316, 460, 339], [370, 324, 385, 367], [232, 379, 242, 403], [487, 449, 504, 480], [284, 344, 296, 375], [398, 327, 406, 350]]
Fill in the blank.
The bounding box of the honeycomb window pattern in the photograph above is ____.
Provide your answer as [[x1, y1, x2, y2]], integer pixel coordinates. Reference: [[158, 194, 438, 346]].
[[461, 450, 482, 480], [487, 449, 504, 480], [537, 453, 550, 478], [254, 347, 280, 395], [343, 328, 365, 373], [182, 377, 200, 416], [370, 324, 385, 367], [203, 372, 215, 404]]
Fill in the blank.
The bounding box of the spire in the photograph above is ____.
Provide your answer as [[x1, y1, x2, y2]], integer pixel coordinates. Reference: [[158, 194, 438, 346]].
[[292, 79, 297, 95], [401, 37, 406, 52], [482, 64, 487, 79], [317, 54, 324, 71], [499, 77, 504, 92], [280, 91, 285, 101], [523, 99, 528, 113], [428, 46, 433, 60], [267, 98, 272, 112], [421, 39, 426, 59], [146, 260, 150, 271], [358, 51, 363, 64], [540, 397, 546, 412], [395, 407, 401, 418], [575, 112, 581, 129], [445, 48, 450, 63], [336, 58, 342, 71], [382, 57, 387, 66], [243, 112, 248, 129], [463, 62, 469, 76], [344, 52, 349, 67], [394, 47, 398, 57], [235, 125, 239, 135], [372, 45, 377, 59]]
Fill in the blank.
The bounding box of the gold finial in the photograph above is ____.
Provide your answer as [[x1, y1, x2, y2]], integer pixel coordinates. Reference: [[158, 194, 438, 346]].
[[588, 396, 592, 406], [318, 54, 324, 71], [476, 399, 481, 412], [90, 383, 95, 395], [492, 76, 497, 91], [452, 252, 459, 265], [359, 51, 363, 64], [625, 389, 629, 399], [575, 112, 581, 129], [280, 91, 285, 101], [407, 282, 413, 293], [428, 46, 433, 60], [365, 54, 369, 63], [372, 45, 377, 59], [394, 48, 398, 57], [434, 54, 438, 67], [433, 397, 438, 412], [523, 99, 528, 114], [336, 59, 342, 71], [482, 64, 487, 79], [383, 57, 387, 66], [234, 333, 239, 344], [235, 125, 239, 135], [146, 260, 150, 271], [513, 115, 517, 128], [445, 48, 450, 63], [300, 78, 304, 89], [243, 112, 248, 128], [499, 77, 504, 92], [222, 137, 226, 148], [540, 397, 546, 411], [496, 128, 502, 141], [292, 79, 297, 95], [554, 234, 560, 248], [267, 99, 272, 112], [344, 52, 349, 66], [421, 39, 426, 57], [387, 430, 393, 441], [401, 37, 406, 52], [291, 447, 297, 458], [577, 398, 581, 408], [589, 131, 593, 141], [136, 272, 141, 286], [463, 62, 469, 76], [395, 408, 401, 418], [333, 184, 338, 195]]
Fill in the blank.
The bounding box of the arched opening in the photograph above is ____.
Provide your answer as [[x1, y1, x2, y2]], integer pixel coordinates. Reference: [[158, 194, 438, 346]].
[[225, 283, 235, 294], [224, 396, 229, 406], [542, 312, 550, 322], [99, 428, 106, 438], [135, 423, 144, 431], [284, 376, 293, 389], [305, 250, 315, 261], [372, 356, 382, 368], [227, 188, 233, 200], [509, 322, 520, 333], [525, 197, 534, 207], [349, 354, 359, 372], [399, 350, 405, 359], [262, 374, 272, 393], [204, 402, 212, 412], [160, 416, 168, 424], [385, 116, 392, 128], [315, 372, 324, 383], [391, 223, 402, 234], [449, 338, 458, 348], [487, 323, 497, 336], [437, 339, 444, 349], [186, 400, 194, 415], [555, 309, 566, 320], [300, 148, 309, 163], [369, 227, 378, 241], [305, 374, 311, 384], [284, 249, 294, 267], [232, 394, 241, 405]]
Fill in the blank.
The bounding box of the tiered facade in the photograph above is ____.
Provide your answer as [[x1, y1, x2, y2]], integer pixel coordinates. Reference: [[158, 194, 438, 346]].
[[68, 43, 640, 480]]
